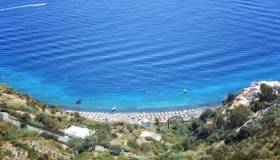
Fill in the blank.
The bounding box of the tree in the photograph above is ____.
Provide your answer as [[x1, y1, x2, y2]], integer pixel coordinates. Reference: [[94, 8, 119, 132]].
[[224, 93, 237, 104], [259, 83, 276, 102]]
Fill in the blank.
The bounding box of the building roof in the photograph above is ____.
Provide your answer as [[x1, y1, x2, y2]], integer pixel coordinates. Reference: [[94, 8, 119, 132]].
[[140, 131, 161, 141], [63, 125, 93, 138]]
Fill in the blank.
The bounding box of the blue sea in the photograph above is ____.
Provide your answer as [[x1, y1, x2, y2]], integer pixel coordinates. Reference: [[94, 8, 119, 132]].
[[0, 0, 280, 111]]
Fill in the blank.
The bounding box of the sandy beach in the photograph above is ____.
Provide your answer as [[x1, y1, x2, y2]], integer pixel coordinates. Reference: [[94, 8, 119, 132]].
[[66, 107, 211, 123]]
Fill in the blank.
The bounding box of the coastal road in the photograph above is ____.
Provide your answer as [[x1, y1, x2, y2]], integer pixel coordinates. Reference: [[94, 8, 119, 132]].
[[0, 112, 71, 143]]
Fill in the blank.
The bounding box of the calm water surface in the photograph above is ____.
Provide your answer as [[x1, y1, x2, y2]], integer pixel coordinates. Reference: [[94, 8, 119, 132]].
[[0, 0, 280, 111]]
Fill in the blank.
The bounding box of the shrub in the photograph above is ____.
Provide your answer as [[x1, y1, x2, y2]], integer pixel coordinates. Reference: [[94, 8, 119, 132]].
[[156, 126, 161, 133], [140, 142, 151, 154], [229, 151, 252, 160], [250, 101, 264, 112], [214, 114, 226, 129], [111, 133, 118, 139], [224, 131, 238, 145], [181, 136, 196, 151], [35, 114, 60, 129], [35, 114, 46, 123], [260, 107, 280, 128], [155, 118, 160, 127], [224, 126, 252, 144], [274, 148, 280, 156], [20, 113, 31, 123], [145, 137, 153, 141], [40, 132, 58, 141], [127, 139, 139, 150], [68, 138, 86, 153], [199, 109, 216, 122], [36, 155, 49, 160], [206, 132, 222, 144], [191, 119, 202, 131], [109, 145, 123, 156], [2, 149, 12, 157], [226, 106, 250, 129], [170, 121, 190, 136], [166, 153, 184, 160], [150, 141, 168, 155], [235, 126, 252, 141], [73, 112, 80, 118], [197, 125, 213, 139], [126, 124, 134, 133], [20, 123, 27, 128]]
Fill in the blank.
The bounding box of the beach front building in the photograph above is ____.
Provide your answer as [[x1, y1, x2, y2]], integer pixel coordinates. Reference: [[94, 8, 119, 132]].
[[231, 81, 280, 108], [63, 126, 94, 138], [130, 119, 152, 128]]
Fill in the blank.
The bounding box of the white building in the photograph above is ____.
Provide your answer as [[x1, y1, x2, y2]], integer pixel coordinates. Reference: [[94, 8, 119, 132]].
[[63, 125, 94, 138], [140, 131, 161, 141], [129, 119, 152, 128]]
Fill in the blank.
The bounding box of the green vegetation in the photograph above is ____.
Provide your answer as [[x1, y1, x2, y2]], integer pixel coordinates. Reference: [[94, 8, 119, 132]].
[[226, 106, 251, 129], [0, 121, 54, 159], [1, 83, 280, 159], [259, 83, 277, 102]]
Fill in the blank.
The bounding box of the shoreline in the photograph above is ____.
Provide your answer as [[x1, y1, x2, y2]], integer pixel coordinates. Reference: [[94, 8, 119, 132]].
[[66, 105, 217, 123], [62, 101, 220, 112]]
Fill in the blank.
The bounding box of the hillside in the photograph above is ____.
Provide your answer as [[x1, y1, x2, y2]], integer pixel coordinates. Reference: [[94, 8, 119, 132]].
[[0, 81, 280, 160]]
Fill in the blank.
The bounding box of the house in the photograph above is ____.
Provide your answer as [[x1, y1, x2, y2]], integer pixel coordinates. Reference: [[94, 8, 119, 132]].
[[129, 119, 152, 128], [140, 131, 161, 141], [63, 126, 94, 138], [233, 96, 250, 107], [206, 118, 214, 125]]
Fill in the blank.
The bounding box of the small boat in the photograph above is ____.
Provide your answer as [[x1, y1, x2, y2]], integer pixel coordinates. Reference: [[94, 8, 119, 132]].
[[76, 99, 82, 104], [112, 106, 117, 112], [183, 89, 187, 93]]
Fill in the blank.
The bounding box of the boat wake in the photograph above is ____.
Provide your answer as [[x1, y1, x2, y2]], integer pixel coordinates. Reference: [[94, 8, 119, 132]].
[[0, 3, 47, 12]]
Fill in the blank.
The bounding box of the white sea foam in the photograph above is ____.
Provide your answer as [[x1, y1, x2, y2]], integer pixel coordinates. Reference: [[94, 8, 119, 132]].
[[0, 3, 47, 12]]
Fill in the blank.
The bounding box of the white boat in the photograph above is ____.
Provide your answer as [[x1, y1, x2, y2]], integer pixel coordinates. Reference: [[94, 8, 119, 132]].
[[112, 106, 117, 112]]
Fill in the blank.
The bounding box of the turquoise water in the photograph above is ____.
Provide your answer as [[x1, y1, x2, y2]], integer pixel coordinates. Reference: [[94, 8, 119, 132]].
[[0, 0, 280, 111]]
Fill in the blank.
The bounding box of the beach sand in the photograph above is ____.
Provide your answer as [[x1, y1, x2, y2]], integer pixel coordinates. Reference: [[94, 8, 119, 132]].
[[66, 107, 211, 123]]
